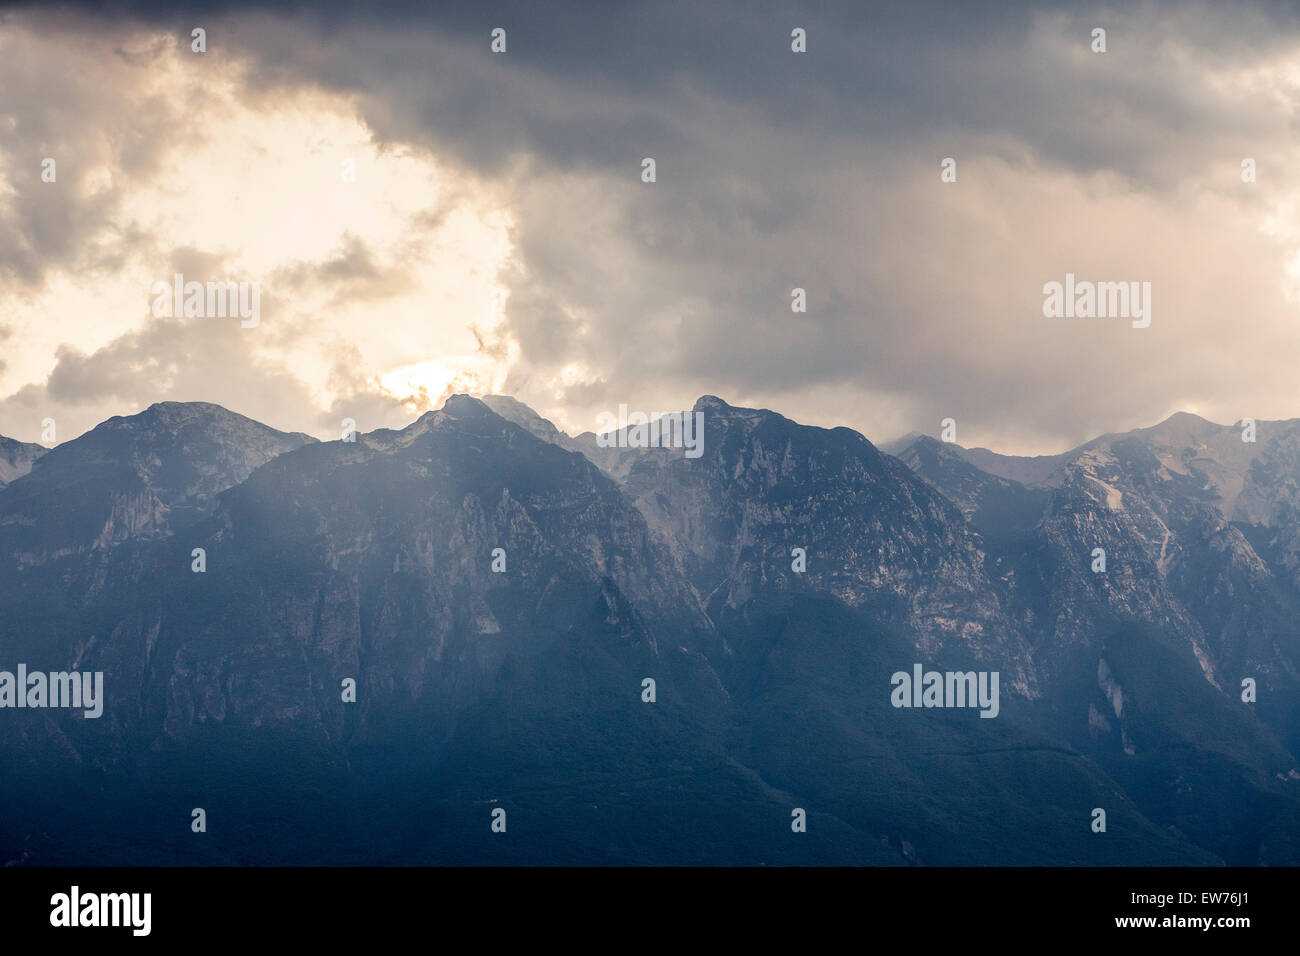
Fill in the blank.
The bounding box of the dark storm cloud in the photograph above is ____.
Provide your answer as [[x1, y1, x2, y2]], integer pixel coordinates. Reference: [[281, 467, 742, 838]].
[[146, 0, 1298, 450], [6, 0, 1300, 450], [0, 12, 219, 286], [31, 0, 1300, 182]]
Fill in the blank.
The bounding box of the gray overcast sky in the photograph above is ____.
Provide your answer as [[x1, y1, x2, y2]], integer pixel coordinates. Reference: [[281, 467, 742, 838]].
[[3, 0, 1300, 453]]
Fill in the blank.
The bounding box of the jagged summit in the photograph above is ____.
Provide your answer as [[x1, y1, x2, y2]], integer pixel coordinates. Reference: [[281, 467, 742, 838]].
[[141, 399, 238, 417], [891, 411, 1236, 475], [2, 391, 1298, 865], [3, 401, 315, 456], [1154, 410, 1217, 427], [439, 393, 492, 419], [693, 394, 785, 424], [878, 431, 925, 455], [477, 394, 576, 448], [693, 394, 731, 411], [0, 400, 318, 561], [0, 434, 47, 489], [478, 393, 557, 430]]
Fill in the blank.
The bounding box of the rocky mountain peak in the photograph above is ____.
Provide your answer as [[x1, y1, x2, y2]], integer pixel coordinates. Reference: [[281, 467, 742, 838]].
[[0, 435, 48, 489], [0, 401, 318, 564]]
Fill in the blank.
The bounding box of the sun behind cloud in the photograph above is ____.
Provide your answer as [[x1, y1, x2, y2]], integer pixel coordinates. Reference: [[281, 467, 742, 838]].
[[0, 17, 517, 442]]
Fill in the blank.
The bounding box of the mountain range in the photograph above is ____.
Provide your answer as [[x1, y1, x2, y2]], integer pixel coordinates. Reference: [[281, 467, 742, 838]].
[[1, 396, 1297, 865]]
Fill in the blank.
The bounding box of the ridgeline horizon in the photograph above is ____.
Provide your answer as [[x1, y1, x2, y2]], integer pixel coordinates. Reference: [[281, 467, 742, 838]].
[[3, 393, 1289, 463]]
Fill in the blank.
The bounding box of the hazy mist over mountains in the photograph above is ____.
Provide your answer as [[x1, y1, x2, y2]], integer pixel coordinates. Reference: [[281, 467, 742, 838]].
[[1, 395, 1297, 866], [9, 6, 1300, 933]]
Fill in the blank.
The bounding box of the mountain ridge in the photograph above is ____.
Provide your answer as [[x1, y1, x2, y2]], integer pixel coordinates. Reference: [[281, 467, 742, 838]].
[[1, 393, 1298, 865]]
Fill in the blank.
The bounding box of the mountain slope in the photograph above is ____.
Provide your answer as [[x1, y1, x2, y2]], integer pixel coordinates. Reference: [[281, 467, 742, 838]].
[[0, 396, 896, 864], [894, 420, 1300, 862], [1, 397, 1297, 864], [0, 402, 317, 567], [897, 415, 1300, 742], [0, 435, 47, 489]]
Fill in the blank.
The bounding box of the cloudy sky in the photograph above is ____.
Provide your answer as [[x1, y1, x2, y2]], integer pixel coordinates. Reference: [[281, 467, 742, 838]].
[[3, 0, 1300, 454]]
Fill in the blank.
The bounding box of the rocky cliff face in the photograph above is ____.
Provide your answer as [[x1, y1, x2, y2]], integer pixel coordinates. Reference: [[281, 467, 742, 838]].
[[611, 397, 1035, 686], [0, 436, 47, 490], [895, 419, 1300, 864], [897, 415, 1300, 737], [0, 402, 317, 568], [0, 397, 1296, 865]]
